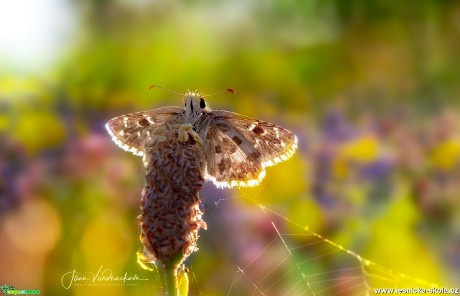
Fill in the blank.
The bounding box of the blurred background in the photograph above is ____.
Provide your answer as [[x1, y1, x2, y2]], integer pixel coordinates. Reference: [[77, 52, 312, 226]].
[[1, 0, 460, 295]]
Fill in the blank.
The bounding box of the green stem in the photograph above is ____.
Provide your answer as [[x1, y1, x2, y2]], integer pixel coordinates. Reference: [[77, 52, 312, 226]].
[[163, 266, 178, 296]]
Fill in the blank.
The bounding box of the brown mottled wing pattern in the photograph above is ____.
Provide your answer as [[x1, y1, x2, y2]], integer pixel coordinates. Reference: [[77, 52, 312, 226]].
[[105, 107, 182, 157], [204, 110, 298, 188]]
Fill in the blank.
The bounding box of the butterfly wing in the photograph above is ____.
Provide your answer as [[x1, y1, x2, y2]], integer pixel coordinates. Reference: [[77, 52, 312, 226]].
[[204, 110, 297, 188], [105, 107, 182, 156]]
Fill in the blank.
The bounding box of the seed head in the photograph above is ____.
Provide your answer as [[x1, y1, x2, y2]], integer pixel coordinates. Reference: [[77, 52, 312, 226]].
[[138, 128, 207, 269]]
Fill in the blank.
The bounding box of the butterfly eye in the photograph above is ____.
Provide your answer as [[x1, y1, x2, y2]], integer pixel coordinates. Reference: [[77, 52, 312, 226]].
[[200, 98, 206, 109]]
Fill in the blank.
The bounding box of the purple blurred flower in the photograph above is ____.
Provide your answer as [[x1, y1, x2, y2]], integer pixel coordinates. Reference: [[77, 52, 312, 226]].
[[0, 135, 26, 213], [358, 158, 394, 181], [321, 109, 355, 142]]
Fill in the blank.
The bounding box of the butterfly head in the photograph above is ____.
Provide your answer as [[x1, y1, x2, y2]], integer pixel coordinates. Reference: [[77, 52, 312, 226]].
[[184, 90, 208, 119]]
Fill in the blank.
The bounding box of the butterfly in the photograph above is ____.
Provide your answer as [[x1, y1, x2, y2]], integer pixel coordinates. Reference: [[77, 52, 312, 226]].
[[105, 90, 298, 188]]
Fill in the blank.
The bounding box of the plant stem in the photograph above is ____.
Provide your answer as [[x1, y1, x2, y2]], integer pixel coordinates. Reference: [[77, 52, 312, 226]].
[[163, 265, 179, 296]]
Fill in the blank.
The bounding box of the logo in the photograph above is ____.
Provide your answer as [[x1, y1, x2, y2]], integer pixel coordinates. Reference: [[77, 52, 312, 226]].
[[0, 284, 40, 295]]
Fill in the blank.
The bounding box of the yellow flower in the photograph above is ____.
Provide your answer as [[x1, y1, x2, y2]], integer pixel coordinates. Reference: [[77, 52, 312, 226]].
[[333, 135, 380, 179], [431, 138, 460, 171]]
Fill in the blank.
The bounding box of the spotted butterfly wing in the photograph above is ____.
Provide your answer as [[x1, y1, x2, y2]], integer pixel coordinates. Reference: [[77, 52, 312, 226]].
[[105, 107, 182, 156], [204, 110, 298, 188]]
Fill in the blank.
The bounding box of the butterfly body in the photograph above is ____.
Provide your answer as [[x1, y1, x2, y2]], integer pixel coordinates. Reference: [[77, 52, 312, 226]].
[[106, 90, 298, 188]]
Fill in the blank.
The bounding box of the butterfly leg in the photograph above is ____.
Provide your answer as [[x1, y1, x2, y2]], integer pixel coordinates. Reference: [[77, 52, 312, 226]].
[[149, 126, 167, 143], [174, 123, 204, 146], [142, 127, 169, 167]]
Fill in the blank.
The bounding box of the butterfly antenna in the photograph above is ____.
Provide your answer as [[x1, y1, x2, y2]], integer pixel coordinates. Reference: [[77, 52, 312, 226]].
[[203, 88, 236, 97], [149, 85, 184, 96]]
